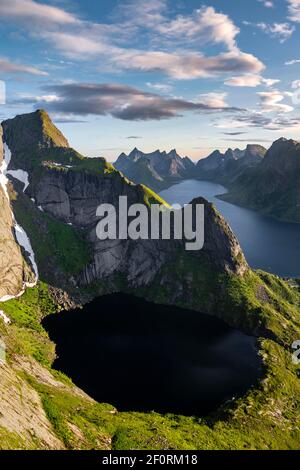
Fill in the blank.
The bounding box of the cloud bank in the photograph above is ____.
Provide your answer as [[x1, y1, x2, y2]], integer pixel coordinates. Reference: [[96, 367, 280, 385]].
[[29, 82, 245, 121]]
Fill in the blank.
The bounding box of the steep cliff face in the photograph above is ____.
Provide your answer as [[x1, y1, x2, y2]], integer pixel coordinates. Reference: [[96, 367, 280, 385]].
[[221, 138, 300, 222], [0, 125, 33, 300], [1, 110, 247, 300]]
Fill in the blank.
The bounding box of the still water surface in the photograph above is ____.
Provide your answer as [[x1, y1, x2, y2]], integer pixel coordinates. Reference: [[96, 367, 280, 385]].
[[43, 294, 261, 416], [160, 180, 300, 278]]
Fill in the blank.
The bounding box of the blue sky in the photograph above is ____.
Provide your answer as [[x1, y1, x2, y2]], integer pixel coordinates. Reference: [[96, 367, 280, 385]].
[[1, 0, 300, 161]]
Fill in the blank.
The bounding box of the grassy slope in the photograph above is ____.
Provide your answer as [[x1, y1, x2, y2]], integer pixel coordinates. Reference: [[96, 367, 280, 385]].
[[12, 192, 92, 283], [0, 267, 299, 449]]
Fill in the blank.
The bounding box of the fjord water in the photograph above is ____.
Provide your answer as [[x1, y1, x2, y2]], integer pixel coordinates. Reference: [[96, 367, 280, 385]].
[[160, 180, 300, 278], [43, 294, 261, 416]]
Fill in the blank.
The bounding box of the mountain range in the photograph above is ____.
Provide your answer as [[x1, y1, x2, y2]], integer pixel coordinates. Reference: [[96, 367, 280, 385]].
[[114, 148, 195, 191], [115, 140, 300, 223], [0, 110, 299, 450], [196, 144, 267, 184]]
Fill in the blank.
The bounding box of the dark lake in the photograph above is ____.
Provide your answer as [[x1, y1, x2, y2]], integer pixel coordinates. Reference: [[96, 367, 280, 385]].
[[160, 180, 300, 278], [43, 294, 261, 416]]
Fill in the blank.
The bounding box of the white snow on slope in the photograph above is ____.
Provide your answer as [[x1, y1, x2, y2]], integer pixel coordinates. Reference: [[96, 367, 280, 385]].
[[7, 169, 29, 192], [0, 310, 11, 324], [14, 223, 38, 279], [3, 143, 30, 193], [0, 142, 39, 302], [0, 143, 11, 199]]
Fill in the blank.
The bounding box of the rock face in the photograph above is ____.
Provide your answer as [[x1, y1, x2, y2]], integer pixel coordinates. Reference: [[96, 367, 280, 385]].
[[115, 148, 195, 191], [222, 138, 300, 222], [1, 110, 248, 299], [0, 125, 31, 300], [196, 144, 266, 184]]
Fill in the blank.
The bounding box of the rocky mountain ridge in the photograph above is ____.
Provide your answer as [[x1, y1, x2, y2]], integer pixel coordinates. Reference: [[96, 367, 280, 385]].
[[114, 147, 195, 191], [221, 138, 300, 222], [195, 144, 267, 184]]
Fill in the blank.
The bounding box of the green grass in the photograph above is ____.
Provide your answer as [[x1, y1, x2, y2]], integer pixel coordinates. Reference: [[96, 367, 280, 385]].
[[0, 282, 56, 365], [141, 184, 171, 208], [13, 193, 92, 280]]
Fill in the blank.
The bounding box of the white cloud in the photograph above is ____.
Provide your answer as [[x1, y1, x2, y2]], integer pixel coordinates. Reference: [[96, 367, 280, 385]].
[[0, 0, 78, 26], [146, 82, 173, 93], [253, 22, 295, 42], [292, 79, 300, 88], [258, 0, 274, 7], [262, 78, 281, 87], [0, 57, 48, 75], [0, 1, 265, 81], [156, 6, 240, 51], [285, 59, 300, 65], [118, 50, 264, 80], [214, 112, 300, 131], [225, 74, 280, 87], [257, 91, 294, 113], [197, 92, 228, 108], [38, 32, 109, 57], [15, 93, 60, 103], [225, 75, 262, 87], [287, 0, 300, 22]]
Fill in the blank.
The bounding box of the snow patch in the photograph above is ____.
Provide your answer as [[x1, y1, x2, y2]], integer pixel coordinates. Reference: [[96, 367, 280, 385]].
[[14, 223, 38, 279], [7, 169, 29, 192], [0, 143, 12, 199], [0, 310, 11, 325], [49, 162, 73, 169], [0, 142, 39, 302]]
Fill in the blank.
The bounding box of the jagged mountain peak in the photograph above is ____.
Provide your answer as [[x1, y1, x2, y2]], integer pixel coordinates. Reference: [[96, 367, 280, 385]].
[[115, 146, 194, 190], [2, 109, 69, 156], [262, 136, 300, 171]]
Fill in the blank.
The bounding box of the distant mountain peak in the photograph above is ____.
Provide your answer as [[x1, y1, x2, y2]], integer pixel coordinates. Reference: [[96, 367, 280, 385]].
[[115, 147, 194, 190]]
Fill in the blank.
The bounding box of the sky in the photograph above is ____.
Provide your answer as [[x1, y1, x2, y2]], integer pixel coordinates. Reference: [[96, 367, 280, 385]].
[[1, 0, 300, 161]]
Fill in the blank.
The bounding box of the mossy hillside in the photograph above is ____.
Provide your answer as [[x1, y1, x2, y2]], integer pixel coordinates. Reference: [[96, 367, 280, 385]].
[[0, 282, 56, 366], [141, 184, 171, 208], [0, 427, 30, 450], [40, 147, 116, 176], [12, 191, 92, 282]]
